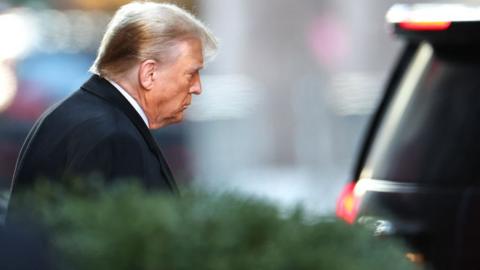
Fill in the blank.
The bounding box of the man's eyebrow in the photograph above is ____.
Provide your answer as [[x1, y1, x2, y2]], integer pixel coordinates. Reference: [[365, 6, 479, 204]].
[[191, 64, 203, 72]]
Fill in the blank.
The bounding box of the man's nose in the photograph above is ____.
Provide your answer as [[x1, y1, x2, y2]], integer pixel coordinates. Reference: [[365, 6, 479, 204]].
[[190, 79, 202, 95]]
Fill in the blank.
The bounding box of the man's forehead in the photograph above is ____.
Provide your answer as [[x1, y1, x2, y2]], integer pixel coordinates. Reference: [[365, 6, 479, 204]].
[[188, 53, 204, 70]]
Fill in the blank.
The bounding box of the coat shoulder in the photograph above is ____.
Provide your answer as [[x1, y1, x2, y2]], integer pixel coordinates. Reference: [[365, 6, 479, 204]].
[[45, 89, 140, 138]]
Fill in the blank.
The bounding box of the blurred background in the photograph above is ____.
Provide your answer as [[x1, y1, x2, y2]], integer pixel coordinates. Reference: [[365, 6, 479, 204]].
[[0, 0, 452, 215]]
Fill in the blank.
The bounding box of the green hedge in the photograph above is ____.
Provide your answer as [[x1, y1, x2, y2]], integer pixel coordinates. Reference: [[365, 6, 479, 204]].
[[15, 180, 418, 270]]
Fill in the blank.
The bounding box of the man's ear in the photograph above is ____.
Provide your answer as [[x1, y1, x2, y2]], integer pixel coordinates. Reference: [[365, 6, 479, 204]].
[[138, 59, 157, 90]]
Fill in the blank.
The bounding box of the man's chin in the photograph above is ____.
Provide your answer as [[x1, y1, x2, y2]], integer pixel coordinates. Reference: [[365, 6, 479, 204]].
[[167, 113, 185, 125], [149, 113, 185, 129]]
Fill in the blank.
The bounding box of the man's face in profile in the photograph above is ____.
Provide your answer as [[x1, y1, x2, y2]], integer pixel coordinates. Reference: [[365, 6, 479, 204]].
[[145, 38, 204, 129]]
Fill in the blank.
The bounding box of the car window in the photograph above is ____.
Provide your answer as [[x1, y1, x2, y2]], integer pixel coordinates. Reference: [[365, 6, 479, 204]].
[[361, 42, 480, 185]]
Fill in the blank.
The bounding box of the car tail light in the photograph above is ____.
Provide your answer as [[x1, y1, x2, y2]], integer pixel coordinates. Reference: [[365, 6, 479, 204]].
[[398, 21, 451, 31], [336, 182, 362, 224]]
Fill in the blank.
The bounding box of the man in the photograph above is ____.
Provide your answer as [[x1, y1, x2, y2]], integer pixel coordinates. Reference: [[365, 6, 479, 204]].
[[8, 2, 218, 202]]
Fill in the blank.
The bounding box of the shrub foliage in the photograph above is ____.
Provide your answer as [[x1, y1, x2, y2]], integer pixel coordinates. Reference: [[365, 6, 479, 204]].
[[15, 181, 418, 270]]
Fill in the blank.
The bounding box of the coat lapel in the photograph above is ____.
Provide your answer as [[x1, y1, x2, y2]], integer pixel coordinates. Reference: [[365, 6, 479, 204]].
[[80, 74, 178, 194]]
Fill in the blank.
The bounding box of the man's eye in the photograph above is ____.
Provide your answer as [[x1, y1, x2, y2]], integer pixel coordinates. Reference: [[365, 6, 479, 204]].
[[187, 71, 199, 79]]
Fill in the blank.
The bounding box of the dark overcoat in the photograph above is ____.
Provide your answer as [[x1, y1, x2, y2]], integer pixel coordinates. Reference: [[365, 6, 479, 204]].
[[9, 75, 178, 201]]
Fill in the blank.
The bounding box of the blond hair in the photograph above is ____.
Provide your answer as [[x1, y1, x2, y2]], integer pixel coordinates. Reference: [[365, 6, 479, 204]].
[[89, 1, 218, 78]]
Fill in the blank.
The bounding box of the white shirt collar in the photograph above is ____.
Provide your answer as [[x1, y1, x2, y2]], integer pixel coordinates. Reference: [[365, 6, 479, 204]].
[[106, 78, 150, 128]]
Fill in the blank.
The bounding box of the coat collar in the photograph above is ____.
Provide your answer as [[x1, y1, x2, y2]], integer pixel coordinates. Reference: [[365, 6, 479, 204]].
[[80, 74, 179, 194]]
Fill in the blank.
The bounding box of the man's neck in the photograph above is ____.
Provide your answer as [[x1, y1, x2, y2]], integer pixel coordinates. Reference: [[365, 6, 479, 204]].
[[105, 77, 150, 128]]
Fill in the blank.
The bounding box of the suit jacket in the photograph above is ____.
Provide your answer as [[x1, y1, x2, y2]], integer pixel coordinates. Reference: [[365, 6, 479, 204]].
[[9, 75, 179, 198]]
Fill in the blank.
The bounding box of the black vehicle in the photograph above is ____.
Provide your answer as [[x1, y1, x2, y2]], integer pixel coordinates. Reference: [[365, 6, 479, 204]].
[[336, 4, 480, 270]]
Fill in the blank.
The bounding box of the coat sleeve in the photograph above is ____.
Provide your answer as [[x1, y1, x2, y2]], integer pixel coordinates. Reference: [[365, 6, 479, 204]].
[[67, 133, 146, 185]]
